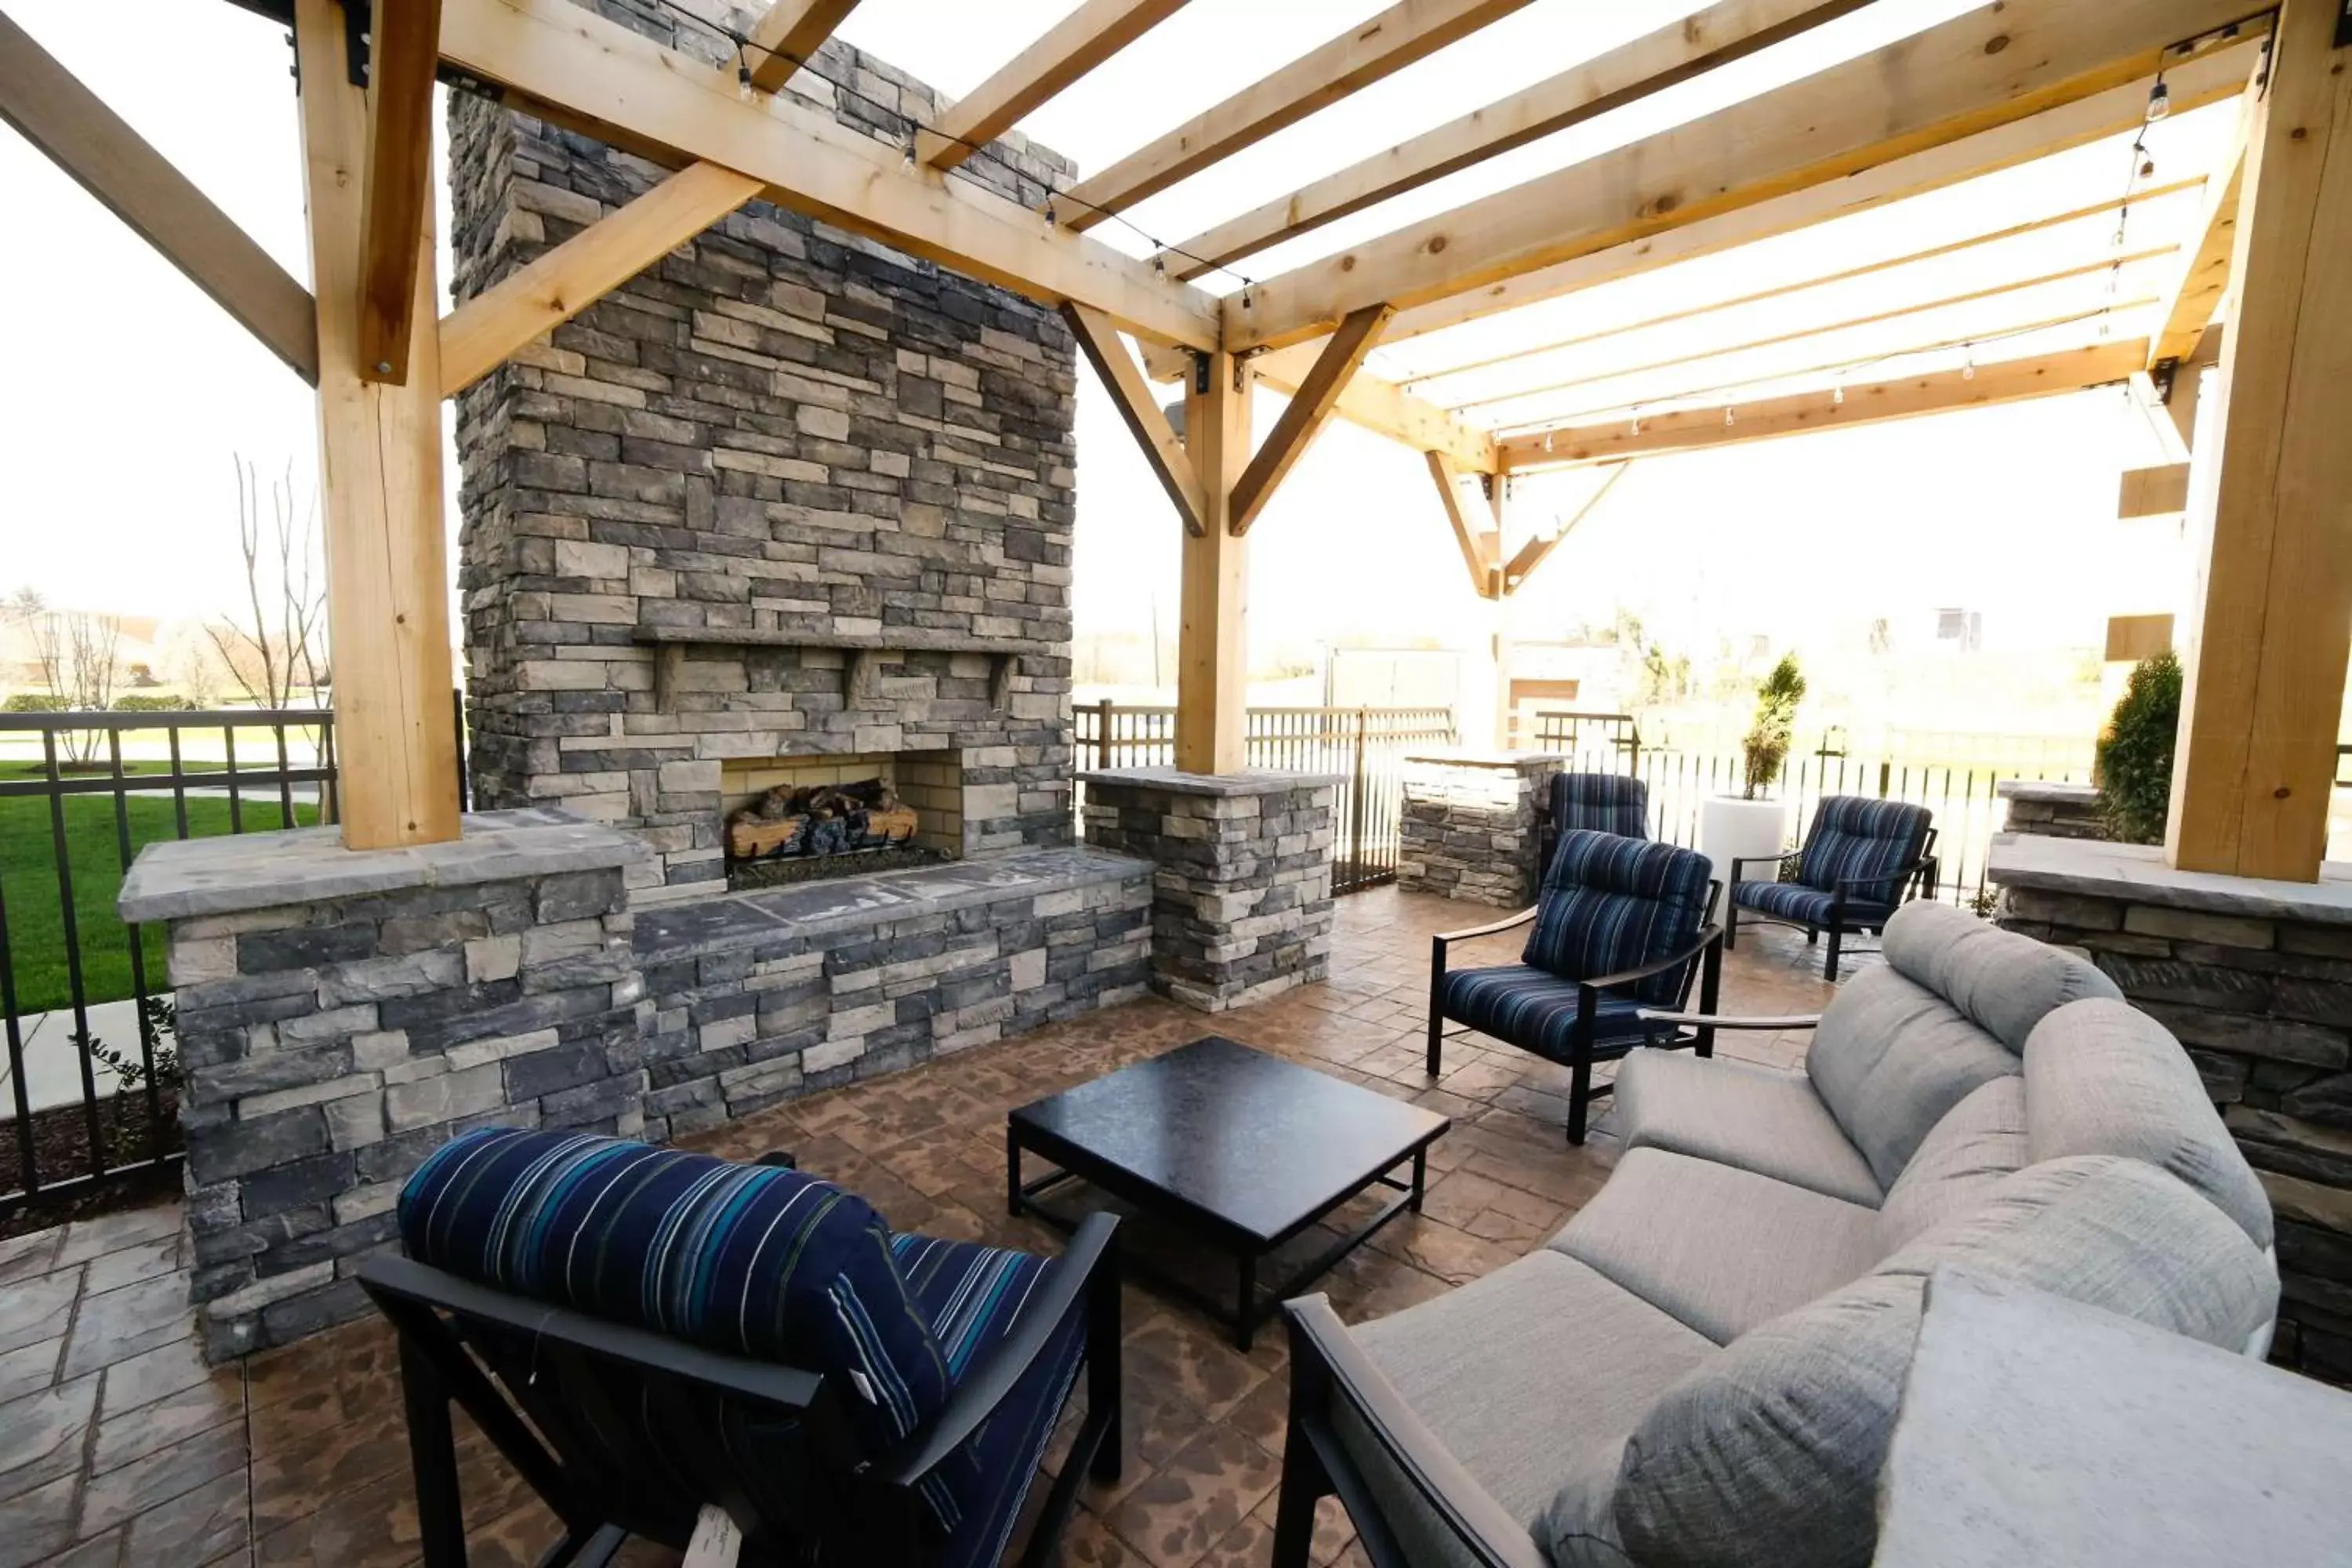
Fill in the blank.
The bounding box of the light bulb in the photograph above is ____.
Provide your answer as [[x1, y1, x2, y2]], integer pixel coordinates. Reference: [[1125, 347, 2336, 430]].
[[1724, 407, 1735, 427], [1042, 201, 1056, 232], [1543, 432, 1555, 453], [2144, 80, 2170, 123], [1833, 385, 1845, 406], [903, 141, 916, 169]]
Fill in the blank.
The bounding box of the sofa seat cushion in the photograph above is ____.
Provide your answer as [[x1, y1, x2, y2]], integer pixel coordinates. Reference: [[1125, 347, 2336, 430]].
[[1441, 964, 1659, 1061], [891, 1233, 1087, 1568], [1549, 1147, 1883, 1345], [1612, 1048, 1883, 1208], [2024, 999, 2275, 1247], [1806, 965, 2020, 1188], [1351, 1249, 1718, 1527], [1604, 1156, 2281, 1568], [1877, 1076, 2029, 1251]]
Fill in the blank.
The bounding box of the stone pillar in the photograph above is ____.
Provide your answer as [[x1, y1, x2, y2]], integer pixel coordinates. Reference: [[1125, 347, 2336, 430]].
[[1987, 833, 2352, 1383], [119, 811, 646, 1360], [1396, 753, 1565, 907], [1997, 780, 2109, 841], [1077, 769, 1337, 1011]]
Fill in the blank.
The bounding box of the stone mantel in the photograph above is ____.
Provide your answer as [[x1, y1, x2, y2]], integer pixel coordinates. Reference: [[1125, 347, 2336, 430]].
[[1988, 834, 2352, 927], [635, 626, 1052, 712]]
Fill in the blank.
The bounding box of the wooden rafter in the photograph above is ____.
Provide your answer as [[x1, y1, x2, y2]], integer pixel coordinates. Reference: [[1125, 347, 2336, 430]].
[[1226, 0, 2269, 352], [1062, 0, 1534, 232], [358, 0, 445, 384], [441, 162, 766, 397], [744, 0, 863, 93], [438, 0, 1221, 350], [1060, 303, 1207, 536], [1503, 463, 1626, 593], [1229, 303, 1393, 535], [1164, 0, 1871, 279], [1406, 177, 2206, 388], [1426, 451, 1500, 598], [2148, 84, 2256, 368], [1446, 247, 2180, 416], [919, 0, 1188, 170], [1497, 340, 2149, 469], [0, 9, 318, 383]]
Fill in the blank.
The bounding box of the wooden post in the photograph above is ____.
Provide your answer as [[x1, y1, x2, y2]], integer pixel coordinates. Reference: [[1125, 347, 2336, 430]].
[[296, 0, 462, 848], [2167, 0, 2352, 881], [1174, 350, 1250, 773]]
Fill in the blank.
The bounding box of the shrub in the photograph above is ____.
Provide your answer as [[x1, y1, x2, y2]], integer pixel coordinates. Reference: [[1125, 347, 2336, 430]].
[[2, 691, 60, 712], [1740, 654, 1807, 800], [2096, 651, 2182, 844], [110, 692, 183, 713]]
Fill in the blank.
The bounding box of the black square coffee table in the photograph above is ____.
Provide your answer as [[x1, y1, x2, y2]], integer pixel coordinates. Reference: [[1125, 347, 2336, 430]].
[[1007, 1036, 1450, 1348]]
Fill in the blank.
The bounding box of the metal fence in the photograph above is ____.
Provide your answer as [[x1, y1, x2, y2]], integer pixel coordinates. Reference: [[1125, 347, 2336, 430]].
[[1530, 710, 2094, 906], [1075, 702, 1458, 894]]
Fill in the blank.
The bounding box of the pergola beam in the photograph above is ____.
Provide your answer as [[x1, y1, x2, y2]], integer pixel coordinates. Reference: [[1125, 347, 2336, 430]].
[[744, 0, 862, 93], [919, 0, 1188, 171], [1229, 303, 1392, 535], [440, 161, 766, 397], [0, 9, 319, 383], [1228, 0, 2269, 352], [1246, 343, 1494, 469], [1060, 303, 1207, 536], [1497, 340, 2150, 469], [1165, 0, 1871, 279], [357, 0, 444, 384], [1062, 0, 1534, 231], [2149, 84, 2255, 368], [437, 0, 1221, 350]]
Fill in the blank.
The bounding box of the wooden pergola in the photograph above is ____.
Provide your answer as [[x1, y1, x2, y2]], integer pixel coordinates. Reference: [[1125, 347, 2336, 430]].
[[1, 0, 2346, 882]]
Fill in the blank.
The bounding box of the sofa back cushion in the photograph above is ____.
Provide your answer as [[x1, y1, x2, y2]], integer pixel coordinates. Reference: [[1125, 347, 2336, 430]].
[[2025, 998, 2275, 1247], [1602, 1156, 2278, 1568], [398, 1126, 952, 1460], [1806, 967, 2017, 1189], [1881, 899, 2120, 1049], [1523, 831, 1713, 1006], [1795, 796, 1931, 904], [1876, 1076, 2028, 1251]]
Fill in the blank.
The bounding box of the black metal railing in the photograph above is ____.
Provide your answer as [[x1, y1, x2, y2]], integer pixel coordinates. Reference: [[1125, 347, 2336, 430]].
[[1074, 703, 1457, 894]]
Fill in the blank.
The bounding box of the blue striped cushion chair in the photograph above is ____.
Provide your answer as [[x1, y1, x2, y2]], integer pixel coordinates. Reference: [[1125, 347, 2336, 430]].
[[398, 1127, 1074, 1560], [1522, 830, 1713, 1006], [1795, 795, 1931, 907], [1549, 771, 1649, 840]]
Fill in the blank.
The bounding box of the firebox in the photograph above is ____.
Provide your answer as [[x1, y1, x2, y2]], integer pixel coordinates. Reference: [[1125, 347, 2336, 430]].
[[719, 750, 964, 891]]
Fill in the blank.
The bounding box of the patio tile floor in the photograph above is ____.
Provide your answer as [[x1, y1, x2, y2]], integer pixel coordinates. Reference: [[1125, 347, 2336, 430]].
[[0, 887, 1853, 1567]]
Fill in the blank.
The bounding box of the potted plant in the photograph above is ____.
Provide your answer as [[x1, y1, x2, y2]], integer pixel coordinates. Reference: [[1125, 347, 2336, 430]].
[[1701, 653, 1807, 913]]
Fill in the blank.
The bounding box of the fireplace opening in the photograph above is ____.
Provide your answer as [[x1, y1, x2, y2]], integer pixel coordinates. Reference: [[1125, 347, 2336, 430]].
[[721, 751, 962, 892]]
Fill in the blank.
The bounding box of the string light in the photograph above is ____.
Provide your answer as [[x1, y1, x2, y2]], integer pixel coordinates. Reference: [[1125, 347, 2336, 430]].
[[1629, 406, 1642, 437], [735, 47, 753, 100], [902, 140, 916, 169], [1543, 432, 1555, 453], [2144, 78, 2171, 123], [1832, 384, 1845, 406], [1042, 200, 1057, 233], [1962, 343, 1976, 381], [1723, 407, 1735, 427]]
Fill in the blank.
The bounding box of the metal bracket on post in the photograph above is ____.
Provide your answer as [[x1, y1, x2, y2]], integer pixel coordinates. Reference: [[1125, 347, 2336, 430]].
[[2150, 357, 2180, 406], [1192, 351, 1210, 396], [2336, 0, 2350, 50], [343, 0, 372, 88]]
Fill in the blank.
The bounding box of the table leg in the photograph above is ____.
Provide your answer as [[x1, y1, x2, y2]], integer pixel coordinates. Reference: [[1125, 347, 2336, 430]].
[[1235, 1253, 1258, 1352], [1410, 1146, 1428, 1214], [1005, 1125, 1022, 1218]]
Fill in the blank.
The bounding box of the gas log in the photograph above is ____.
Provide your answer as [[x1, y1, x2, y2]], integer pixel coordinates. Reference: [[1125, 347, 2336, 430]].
[[724, 778, 918, 861]]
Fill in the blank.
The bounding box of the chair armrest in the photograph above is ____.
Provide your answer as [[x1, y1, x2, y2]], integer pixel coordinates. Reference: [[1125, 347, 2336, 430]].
[[878, 1210, 1118, 1488], [1729, 852, 1800, 878], [1576, 924, 1722, 995], [1435, 906, 1537, 946], [1284, 1296, 1548, 1568], [1636, 1009, 1820, 1032]]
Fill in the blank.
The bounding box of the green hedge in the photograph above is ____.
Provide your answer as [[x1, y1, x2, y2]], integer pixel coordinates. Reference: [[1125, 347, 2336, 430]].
[[2, 692, 59, 713], [109, 693, 185, 713]]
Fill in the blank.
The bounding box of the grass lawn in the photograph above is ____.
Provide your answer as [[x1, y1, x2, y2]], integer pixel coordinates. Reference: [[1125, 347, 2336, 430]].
[[1, 786, 318, 1015]]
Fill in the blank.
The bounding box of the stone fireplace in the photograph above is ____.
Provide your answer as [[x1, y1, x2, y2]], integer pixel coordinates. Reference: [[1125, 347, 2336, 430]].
[[719, 746, 964, 888]]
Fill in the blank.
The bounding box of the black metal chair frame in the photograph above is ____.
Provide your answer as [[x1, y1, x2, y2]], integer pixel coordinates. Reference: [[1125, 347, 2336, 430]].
[[1272, 1294, 1548, 1568], [1724, 826, 1940, 982], [356, 1210, 1123, 1568], [1425, 881, 1723, 1146]]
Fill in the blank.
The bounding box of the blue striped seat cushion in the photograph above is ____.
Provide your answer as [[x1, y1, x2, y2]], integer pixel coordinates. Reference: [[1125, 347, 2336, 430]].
[[397, 1127, 952, 1466], [893, 1233, 1088, 1568], [1796, 796, 1931, 902], [1523, 830, 1713, 1006], [1440, 964, 1662, 1062], [1733, 880, 1850, 926], [1550, 772, 1649, 840]]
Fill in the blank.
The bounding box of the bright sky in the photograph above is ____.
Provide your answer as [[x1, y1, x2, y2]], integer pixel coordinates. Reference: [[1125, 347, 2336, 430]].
[[0, 0, 2214, 685]]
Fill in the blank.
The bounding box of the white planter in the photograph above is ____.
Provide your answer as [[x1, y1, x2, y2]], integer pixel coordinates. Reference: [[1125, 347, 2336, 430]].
[[1700, 794, 1791, 919]]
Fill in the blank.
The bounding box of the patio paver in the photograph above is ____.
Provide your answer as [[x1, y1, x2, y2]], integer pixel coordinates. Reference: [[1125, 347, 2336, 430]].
[[0, 886, 1849, 1568]]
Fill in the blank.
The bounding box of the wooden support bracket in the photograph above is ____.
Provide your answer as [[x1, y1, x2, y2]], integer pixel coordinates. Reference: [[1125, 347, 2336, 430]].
[[1229, 303, 1393, 535], [1061, 302, 1208, 534], [357, 0, 444, 383]]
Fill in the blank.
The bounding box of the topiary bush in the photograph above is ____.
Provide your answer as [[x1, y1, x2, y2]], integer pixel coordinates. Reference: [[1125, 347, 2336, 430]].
[[2096, 650, 2182, 844], [1741, 654, 1807, 799]]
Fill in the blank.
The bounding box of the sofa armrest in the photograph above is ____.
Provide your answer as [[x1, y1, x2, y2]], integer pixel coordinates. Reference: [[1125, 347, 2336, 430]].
[[1283, 1295, 1548, 1568]]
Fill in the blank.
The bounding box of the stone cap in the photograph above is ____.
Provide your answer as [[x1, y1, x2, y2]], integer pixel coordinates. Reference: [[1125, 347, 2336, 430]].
[[119, 808, 645, 924], [1403, 750, 1566, 771], [1076, 768, 1345, 796], [1996, 779, 2099, 803], [1987, 834, 2352, 927]]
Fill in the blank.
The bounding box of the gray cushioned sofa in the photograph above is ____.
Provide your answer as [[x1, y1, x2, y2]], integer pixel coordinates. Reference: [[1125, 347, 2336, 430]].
[[1270, 901, 2280, 1568]]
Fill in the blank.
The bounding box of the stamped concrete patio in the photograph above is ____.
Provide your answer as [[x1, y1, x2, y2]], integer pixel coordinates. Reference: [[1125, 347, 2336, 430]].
[[0, 887, 1850, 1568]]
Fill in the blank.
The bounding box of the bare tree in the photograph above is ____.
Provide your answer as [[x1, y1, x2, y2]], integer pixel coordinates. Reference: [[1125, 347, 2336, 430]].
[[24, 607, 123, 764], [207, 456, 329, 710]]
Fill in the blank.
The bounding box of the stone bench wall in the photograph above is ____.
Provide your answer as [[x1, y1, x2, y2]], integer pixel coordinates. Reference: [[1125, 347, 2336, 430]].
[[1998, 782, 2110, 840]]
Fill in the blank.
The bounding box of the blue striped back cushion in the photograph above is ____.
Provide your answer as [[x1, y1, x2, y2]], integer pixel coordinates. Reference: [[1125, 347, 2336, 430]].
[[397, 1127, 951, 1460], [1523, 830, 1712, 1005], [1798, 796, 1931, 902], [1550, 771, 1648, 840]]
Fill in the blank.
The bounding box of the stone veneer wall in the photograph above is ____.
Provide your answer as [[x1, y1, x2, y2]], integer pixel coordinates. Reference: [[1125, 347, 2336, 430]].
[[1995, 863, 2352, 1383], [1998, 781, 2109, 840], [448, 2, 1081, 904], [1396, 754, 1565, 907], [634, 849, 1150, 1136], [1080, 771, 1337, 1011]]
